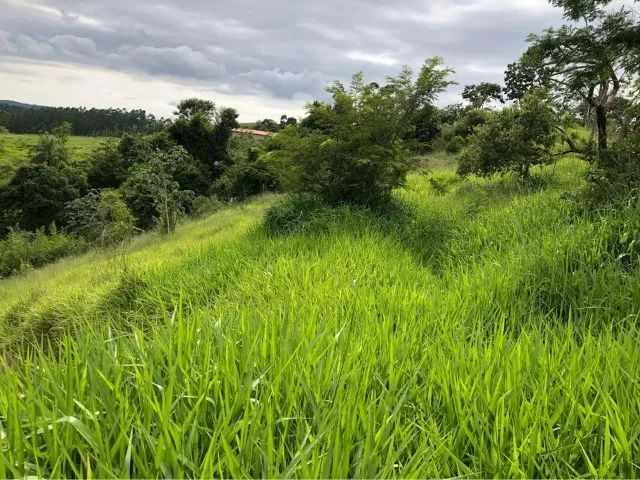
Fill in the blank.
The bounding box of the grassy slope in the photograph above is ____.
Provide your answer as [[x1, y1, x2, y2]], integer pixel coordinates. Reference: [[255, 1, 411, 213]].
[[0, 133, 110, 183], [1, 157, 639, 477]]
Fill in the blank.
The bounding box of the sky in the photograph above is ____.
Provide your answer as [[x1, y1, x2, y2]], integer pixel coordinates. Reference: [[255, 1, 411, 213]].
[[0, 0, 569, 121]]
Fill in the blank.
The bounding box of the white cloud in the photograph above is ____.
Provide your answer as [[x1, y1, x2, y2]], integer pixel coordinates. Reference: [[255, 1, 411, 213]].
[[345, 51, 399, 66], [0, 57, 306, 121]]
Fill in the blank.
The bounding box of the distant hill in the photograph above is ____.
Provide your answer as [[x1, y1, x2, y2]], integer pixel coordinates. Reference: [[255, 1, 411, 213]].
[[0, 100, 45, 109]]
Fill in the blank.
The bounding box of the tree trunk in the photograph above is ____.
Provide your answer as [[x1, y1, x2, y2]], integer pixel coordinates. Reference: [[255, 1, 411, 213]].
[[595, 104, 608, 152]]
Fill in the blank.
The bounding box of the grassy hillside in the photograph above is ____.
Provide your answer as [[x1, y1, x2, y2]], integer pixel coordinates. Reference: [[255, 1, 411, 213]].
[[0, 133, 109, 183], [1, 158, 639, 477]]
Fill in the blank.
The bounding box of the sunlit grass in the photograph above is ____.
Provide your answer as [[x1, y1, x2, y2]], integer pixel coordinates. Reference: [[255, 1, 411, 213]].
[[0, 157, 639, 477], [0, 133, 110, 183]]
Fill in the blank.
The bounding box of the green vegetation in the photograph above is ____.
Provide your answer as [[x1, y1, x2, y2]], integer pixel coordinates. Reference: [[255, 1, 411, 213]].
[[0, 0, 638, 475], [0, 132, 108, 183], [0, 226, 86, 278], [1, 158, 639, 477], [0, 105, 166, 136]]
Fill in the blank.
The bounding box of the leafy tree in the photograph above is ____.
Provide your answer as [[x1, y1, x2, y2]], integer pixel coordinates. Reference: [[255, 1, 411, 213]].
[[168, 102, 238, 185], [211, 107, 240, 177], [511, 2, 638, 152], [438, 108, 492, 153], [30, 122, 72, 167], [462, 82, 505, 108], [174, 98, 217, 121], [0, 163, 86, 234], [299, 101, 332, 133], [504, 61, 552, 101], [253, 119, 280, 132], [270, 58, 455, 206], [458, 89, 559, 179], [64, 190, 136, 245], [87, 143, 129, 189], [121, 147, 195, 233], [439, 104, 467, 125], [280, 115, 298, 128], [215, 136, 279, 200]]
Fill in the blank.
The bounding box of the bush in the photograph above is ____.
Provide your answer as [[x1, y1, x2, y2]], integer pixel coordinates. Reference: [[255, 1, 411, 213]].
[[585, 133, 640, 203], [270, 59, 454, 206], [0, 163, 87, 235], [0, 226, 86, 277], [0, 125, 9, 134], [87, 143, 130, 189], [216, 135, 280, 200], [458, 89, 557, 179], [437, 108, 491, 153], [65, 190, 137, 246], [121, 147, 195, 233]]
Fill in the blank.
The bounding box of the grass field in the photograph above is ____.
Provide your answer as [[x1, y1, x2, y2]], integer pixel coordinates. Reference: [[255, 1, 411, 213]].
[[0, 157, 639, 477], [0, 133, 109, 183]]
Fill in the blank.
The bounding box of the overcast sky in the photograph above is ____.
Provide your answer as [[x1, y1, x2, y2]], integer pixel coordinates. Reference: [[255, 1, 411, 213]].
[[0, 0, 568, 121]]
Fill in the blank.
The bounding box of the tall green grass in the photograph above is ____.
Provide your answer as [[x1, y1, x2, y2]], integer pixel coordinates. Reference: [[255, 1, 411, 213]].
[[1, 158, 639, 477]]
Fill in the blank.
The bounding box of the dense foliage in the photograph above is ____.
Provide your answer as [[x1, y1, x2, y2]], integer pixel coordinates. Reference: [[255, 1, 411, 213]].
[[458, 89, 559, 178], [268, 58, 454, 206], [0, 226, 86, 277], [65, 190, 137, 246], [0, 106, 167, 136]]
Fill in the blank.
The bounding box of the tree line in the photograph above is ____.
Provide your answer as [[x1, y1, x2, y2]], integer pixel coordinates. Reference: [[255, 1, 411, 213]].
[[0, 106, 168, 136]]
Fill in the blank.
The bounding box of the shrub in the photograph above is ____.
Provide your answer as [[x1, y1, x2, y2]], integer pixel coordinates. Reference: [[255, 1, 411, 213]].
[[585, 133, 640, 204], [0, 226, 86, 277], [87, 143, 130, 189], [264, 195, 329, 235], [458, 88, 557, 179], [121, 147, 195, 233], [65, 190, 137, 246], [216, 135, 280, 200], [437, 108, 491, 153], [270, 58, 454, 206], [0, 163, 87, 235], [0, 125, 9, 134]]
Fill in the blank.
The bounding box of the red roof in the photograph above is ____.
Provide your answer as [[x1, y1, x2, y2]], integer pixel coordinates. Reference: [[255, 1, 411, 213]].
[[232, 128, 274, 137]]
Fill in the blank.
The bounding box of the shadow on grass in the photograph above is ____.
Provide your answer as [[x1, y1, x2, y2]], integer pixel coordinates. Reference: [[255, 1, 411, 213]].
[[263, 195, 461, 274]]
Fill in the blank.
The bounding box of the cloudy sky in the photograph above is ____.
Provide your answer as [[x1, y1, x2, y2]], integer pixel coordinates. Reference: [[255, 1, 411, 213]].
[[0, 0, 568, 121]]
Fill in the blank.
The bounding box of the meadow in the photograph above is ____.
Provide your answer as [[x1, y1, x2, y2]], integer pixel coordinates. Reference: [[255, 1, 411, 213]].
[[0, 133, 109, 183], [1, 156, 638, 477]]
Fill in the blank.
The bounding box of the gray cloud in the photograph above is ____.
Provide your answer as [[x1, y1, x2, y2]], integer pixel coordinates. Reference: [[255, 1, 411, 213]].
[[0, 0, 589, 114]]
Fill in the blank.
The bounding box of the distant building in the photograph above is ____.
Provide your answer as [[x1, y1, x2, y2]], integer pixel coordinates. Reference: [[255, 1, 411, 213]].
[[231, 128, 274, 139]]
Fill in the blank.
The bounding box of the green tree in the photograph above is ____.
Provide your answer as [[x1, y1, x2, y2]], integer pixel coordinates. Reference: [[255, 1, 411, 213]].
[[87, 143, 129, 189], [122, 147, 195, 233], [462, 82, 505, 108], [64, 190, 136, 245], [0, 163, 87, 234], [215, 136, 279, 200], [168, 102, 238, 185], [174, 98, 217, 121], [458, 88, 559, 179], [253, 118, 280, 132], [270, 58, 455, 206], [30, 122, 72, 167], [511, 2, 638, 152]]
